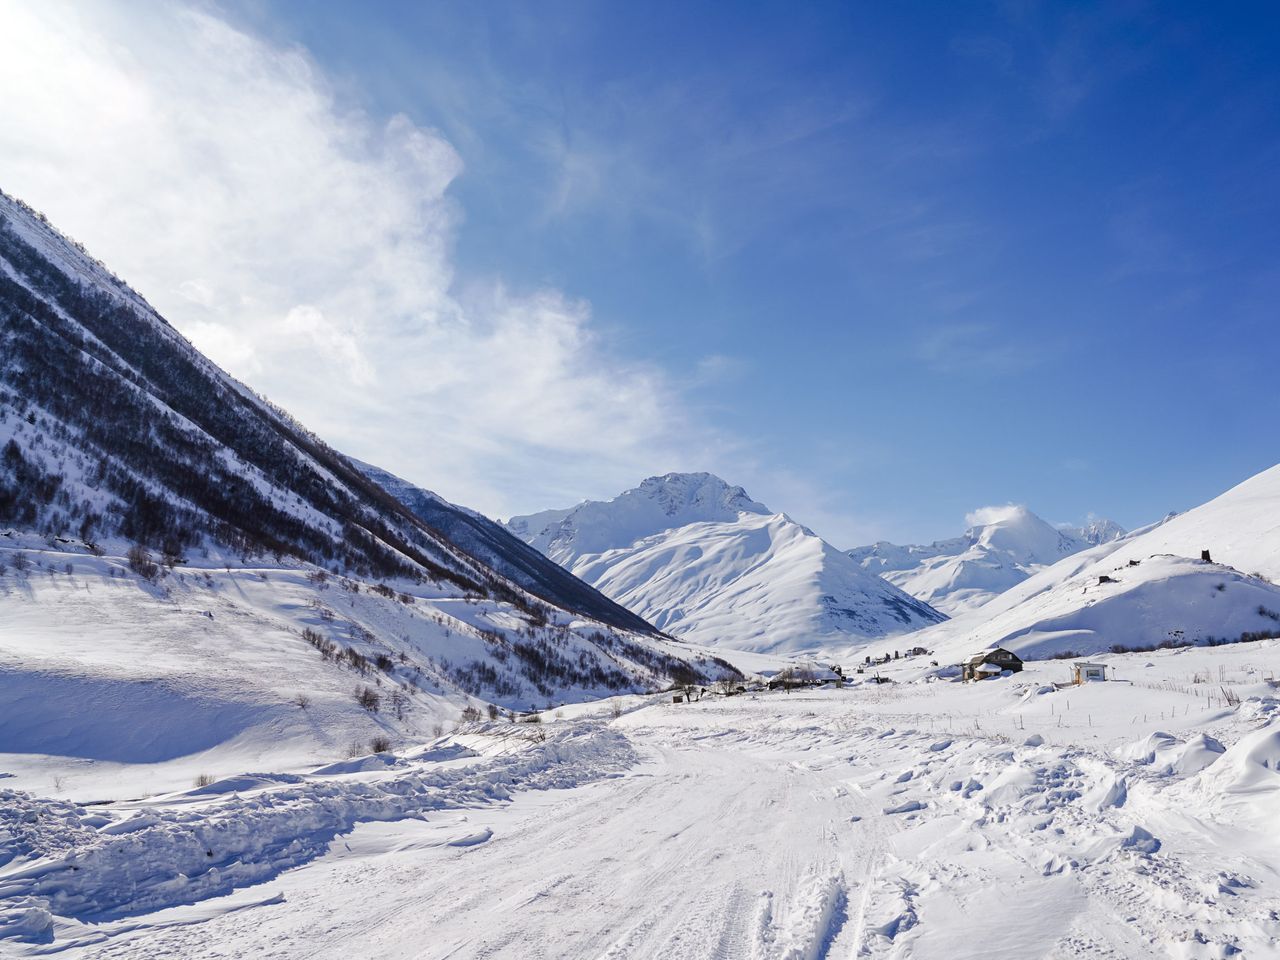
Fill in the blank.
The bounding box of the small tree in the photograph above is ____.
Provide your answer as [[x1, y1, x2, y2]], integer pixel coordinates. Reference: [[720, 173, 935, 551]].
[[389, 688, 408, 720]]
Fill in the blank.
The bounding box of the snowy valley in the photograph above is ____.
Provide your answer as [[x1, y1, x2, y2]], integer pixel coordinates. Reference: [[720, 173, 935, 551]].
[[3, 188, 1280, 960]]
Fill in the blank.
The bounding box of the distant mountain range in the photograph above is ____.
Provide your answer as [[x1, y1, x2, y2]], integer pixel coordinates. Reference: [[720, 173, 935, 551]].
[[847, 506, 1126, 615], [507, 473, 945, 655], [908, 465, 1280, 662]]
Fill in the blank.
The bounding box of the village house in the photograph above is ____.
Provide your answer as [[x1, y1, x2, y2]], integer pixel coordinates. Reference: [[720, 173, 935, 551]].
[[1071, 661, 1108, 684], [961, 647, 1024, 682]]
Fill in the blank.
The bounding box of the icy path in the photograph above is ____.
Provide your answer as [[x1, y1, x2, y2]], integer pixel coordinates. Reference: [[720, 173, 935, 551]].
[[5, 690, 1280, 958]]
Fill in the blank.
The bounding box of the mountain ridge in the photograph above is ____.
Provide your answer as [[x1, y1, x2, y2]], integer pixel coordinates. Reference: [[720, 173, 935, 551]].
[[507, 472, 945, 655], [0, 187, 731, 784], [353, 459, 660, 635], [903, 464, 1280, 663], [848, 505, 1126, 615]]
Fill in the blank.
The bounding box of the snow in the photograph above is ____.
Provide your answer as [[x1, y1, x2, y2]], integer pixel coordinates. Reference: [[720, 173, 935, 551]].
[[0, 540, 728, 802], [507, 472, 770, 563], [882, 463, 1280, 667], [6, 641, 1280, 957], [508, 473, 943, 655], [6, 174, 1280, 959], [848, 505, 1126, 616]]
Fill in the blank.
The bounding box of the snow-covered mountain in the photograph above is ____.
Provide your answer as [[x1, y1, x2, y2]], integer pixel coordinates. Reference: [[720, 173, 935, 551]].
[[354, 460, 656, 635], [0, 188, 733, 792], [900, 464, 1280, 663], [848, 505, 1126, 615], [506, 473, 945, 655]]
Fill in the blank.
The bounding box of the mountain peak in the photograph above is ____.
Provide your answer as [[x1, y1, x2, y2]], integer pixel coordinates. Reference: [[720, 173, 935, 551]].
[[507, 475, 944, 654], [506, 472, 770, 563], [965, 505, 1075, 564], [634, 472, 768, 519], [849, 504, 1126, 616], [1075, 516, 1127, 546]]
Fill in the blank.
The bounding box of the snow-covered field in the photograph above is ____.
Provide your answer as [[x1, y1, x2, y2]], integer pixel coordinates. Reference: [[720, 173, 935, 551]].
[[5, 639, 1280, 958]]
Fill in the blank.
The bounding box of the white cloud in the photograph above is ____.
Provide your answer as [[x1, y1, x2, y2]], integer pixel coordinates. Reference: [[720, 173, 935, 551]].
[[0, 0, 717, 517], [964, 504, 1027, 528]]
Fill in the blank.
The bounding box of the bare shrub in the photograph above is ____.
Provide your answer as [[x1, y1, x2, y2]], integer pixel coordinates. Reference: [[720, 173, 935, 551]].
[[370, 735, 392, 753], [354, 685, 381, 712], [126, 544, 159, 581], [293, 693, 312, 709], [194, 773, 215, 788], [301, 627, 336, 660]]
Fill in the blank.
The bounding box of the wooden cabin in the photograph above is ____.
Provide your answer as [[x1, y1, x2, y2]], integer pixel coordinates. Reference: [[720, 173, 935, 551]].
[[961, 647, 1023, 682]]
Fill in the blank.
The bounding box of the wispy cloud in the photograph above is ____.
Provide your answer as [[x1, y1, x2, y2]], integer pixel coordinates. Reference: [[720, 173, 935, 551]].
[[0, 0, 727, 517], [915, 322, 1041, 374]]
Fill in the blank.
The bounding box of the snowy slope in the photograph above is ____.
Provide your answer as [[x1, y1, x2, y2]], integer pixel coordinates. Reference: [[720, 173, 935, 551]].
[[890, 463, 1280, 663], [507, 473, 944, 655], [354, 460, 657, 635], [0, 189, 734, 795], [848, 505, 1125, 615]]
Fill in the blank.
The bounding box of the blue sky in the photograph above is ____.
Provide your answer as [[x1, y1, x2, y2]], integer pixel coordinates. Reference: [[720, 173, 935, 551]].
[[3, 1, 1278, 544], [231, 0, 1280, 542]]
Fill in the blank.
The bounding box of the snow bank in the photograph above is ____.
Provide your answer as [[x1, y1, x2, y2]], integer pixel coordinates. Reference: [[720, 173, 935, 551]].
[[1206, 724, 1280, 796], [0, 724, 634, 939], [1117, 731, 1225, 777]]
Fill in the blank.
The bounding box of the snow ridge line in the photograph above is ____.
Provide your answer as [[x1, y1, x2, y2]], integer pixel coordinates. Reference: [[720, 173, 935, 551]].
[[0, 724, 636, 940]]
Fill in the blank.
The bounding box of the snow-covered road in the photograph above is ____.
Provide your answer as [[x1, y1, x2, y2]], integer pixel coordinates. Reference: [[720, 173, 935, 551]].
[[6, 682, 1280, 958]]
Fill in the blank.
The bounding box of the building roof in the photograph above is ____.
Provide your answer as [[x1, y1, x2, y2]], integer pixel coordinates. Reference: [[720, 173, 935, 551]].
[[964, 647, 1021, 664], [1073, 662, 1107, 668]]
